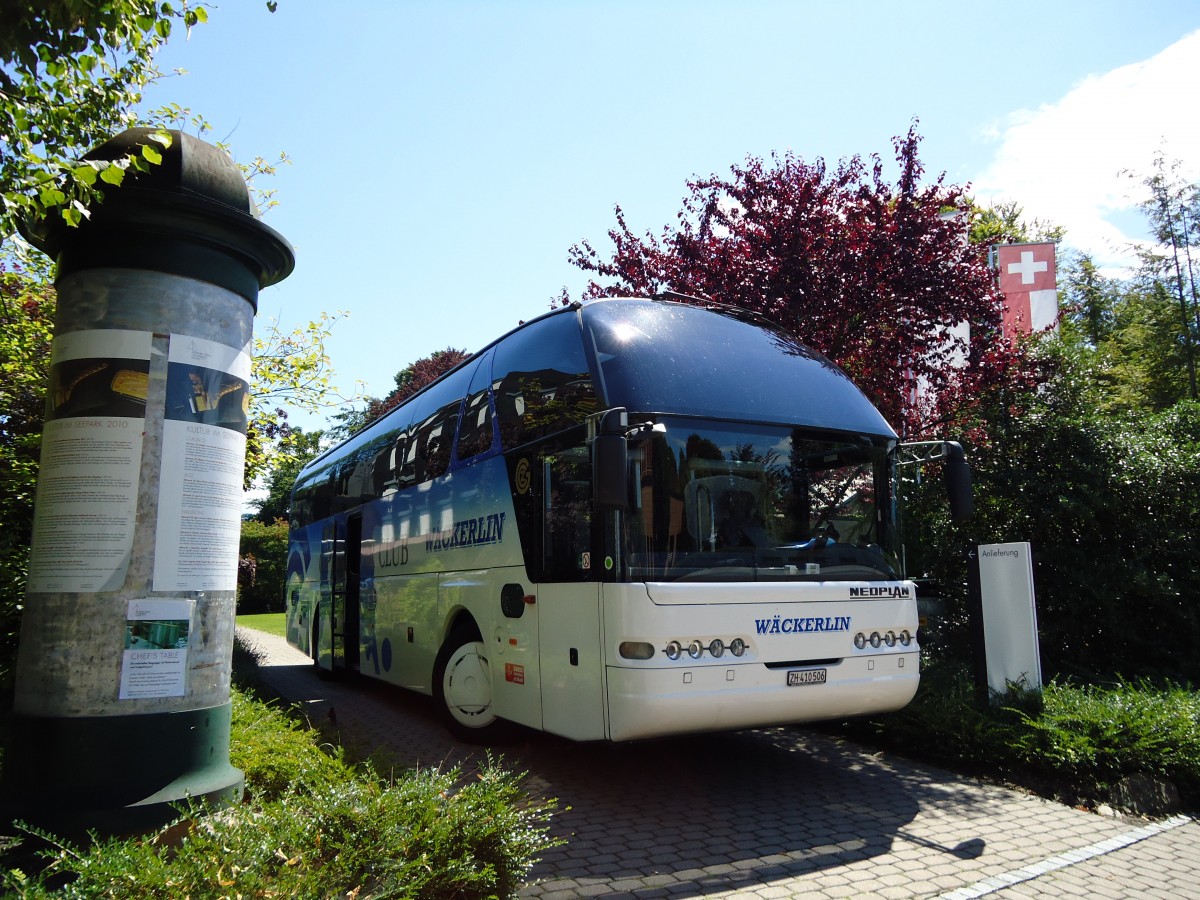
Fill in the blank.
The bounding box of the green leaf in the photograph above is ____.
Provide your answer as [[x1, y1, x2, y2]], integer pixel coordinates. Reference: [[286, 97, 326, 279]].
[[38, 187, 65, 207], [99, 164, 125, 186], [72, 165, 98, 186], [142, 145, 163, 165]]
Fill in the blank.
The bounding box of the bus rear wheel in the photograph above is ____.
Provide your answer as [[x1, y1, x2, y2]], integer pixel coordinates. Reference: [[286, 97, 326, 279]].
[[433, 626, 513, 743]]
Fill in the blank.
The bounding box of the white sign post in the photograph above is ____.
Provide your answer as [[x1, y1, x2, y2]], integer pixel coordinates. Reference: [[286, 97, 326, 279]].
[[977, 541, 1042, 696]]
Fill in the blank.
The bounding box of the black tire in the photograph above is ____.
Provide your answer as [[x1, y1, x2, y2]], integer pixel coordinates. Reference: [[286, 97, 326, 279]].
[[432, 625, 514, 743]]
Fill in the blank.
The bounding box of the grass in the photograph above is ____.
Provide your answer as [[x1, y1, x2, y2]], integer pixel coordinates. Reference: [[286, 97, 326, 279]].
[[235, 612, 286, 638]]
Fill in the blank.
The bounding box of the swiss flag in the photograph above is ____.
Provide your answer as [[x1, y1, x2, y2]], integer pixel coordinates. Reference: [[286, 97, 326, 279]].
[[997, 242, 1056, 294], [994, 242, 1058, 340]]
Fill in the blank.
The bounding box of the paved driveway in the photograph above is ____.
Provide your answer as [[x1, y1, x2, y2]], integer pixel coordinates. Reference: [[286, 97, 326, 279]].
[[238, 629, 1199, 899]]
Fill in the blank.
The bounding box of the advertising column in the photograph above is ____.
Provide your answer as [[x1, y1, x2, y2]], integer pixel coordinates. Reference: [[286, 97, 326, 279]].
[[2, 128, 294, 835]]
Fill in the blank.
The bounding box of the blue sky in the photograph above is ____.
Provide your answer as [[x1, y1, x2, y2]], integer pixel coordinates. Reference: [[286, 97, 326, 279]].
[[144, 1, 1200, 429]]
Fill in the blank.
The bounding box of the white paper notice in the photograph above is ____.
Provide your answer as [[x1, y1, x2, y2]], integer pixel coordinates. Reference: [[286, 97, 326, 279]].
[[26, 329, 152, 593], [119, 598, 192, 699], [152, 335, 251, 592]]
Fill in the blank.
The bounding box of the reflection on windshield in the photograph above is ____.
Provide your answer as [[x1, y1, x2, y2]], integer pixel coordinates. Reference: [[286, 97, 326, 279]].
[[625, 420, 898, 582]]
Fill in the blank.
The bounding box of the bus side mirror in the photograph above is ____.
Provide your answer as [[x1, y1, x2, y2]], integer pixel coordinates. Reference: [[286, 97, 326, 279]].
[[943, 441, 974, 523], [594, 408, 629, 510]]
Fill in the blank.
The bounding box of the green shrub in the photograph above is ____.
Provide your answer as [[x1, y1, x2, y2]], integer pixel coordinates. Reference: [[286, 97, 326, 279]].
[[229, 689, 352, 801], [2, 690, 563, 899], [1008, 680, 1200, 805], [839, 663, 1200, 812]]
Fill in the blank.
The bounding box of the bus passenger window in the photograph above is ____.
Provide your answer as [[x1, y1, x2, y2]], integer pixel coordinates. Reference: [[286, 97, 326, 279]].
[[456, 388, 494, 460], [456, 352, 495, 461], [492, 313, 596, 451], [413, 397, 462, 481]]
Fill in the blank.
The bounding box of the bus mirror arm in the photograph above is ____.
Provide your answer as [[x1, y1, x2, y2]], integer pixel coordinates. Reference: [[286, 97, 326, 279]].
[[626, 421, 666, 440], [897, 440, 974, 523]]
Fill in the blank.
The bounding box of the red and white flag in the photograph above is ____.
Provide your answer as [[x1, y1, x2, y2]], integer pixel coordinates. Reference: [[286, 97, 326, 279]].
[[994, 242, 1058, 341]]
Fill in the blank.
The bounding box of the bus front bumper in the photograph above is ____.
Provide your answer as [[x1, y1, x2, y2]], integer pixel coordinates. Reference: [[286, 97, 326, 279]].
[[605, 652, 918, 742]]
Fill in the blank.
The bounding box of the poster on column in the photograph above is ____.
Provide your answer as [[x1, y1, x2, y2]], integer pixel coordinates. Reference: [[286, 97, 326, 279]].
[[152, 335, 251, 592], [26, 329, 152, 593], [119, 598, 192, 699]]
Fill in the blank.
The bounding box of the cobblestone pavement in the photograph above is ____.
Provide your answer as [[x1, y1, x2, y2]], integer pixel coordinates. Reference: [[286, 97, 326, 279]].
[[238, 629, 1200, 899]]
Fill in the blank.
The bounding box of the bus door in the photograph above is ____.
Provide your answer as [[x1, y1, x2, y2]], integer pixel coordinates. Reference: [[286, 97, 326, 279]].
[[330, 512, 363, 673], [536, 449, 606, 740], [487, 575, 542, 730]]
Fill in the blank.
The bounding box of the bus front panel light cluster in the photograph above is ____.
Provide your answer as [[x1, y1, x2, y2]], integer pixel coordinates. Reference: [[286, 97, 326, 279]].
[[660, 637, 748, 661], [852, 630, 912, 651]]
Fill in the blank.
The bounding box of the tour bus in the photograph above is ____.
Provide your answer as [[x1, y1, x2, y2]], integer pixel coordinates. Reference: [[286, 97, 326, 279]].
[[285, 296, 971, 742]]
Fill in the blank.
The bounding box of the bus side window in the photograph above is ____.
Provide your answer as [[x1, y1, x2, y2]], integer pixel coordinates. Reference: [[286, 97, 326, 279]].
[[414, 398, 461, 481], [456, 351, 495, 462], [493, 312, 596, 451], [311, 468, 334, 522]]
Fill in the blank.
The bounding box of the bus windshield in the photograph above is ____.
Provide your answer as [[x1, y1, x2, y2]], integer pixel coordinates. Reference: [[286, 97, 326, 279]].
[[624, 418, 899, 583]]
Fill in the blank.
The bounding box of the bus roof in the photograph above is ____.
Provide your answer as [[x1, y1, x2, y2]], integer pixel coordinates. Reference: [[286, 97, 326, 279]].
[[582, 298, 895, 438]]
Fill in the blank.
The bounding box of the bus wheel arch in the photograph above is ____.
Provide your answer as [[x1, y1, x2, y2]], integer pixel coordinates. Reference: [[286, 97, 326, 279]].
[[433, 620, 513, 743]]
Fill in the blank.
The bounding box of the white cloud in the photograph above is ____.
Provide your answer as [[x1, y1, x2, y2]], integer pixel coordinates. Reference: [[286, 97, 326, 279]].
[[972, 30, 1200, 274]]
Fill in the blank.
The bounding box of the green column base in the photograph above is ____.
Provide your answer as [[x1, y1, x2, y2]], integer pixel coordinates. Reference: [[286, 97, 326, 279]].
[[0, 702, 243, 839]]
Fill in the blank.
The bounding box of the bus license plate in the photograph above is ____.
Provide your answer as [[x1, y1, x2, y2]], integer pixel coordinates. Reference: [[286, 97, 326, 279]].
[[788, 669, 827, 686]]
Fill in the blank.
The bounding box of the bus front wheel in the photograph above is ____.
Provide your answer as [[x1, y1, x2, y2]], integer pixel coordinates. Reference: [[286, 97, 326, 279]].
[[433, 626, 513, 743]]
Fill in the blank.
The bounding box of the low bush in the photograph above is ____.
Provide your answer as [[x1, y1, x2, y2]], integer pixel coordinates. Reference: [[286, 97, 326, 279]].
[[2, 688, 563, 898], [838, 662, 1200, 813]]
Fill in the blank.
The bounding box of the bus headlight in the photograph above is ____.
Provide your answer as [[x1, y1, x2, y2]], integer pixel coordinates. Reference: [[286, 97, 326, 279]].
[[687, 639, 705, 659], [729, 638, 747, 657], [899, 630, 912, 646], [854, 633, 867, 650], [708, 638, 725, 658], [620, 641, 656, 660], [664, 640, 682, 660], [869, 631, 882, 648], [884, 631, 896, 648]]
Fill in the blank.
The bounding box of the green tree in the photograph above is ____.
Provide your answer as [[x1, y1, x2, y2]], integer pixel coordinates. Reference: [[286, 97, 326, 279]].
[[968, 199, 1065, 247], [0, 261, 55, 688], [0, 1, 212, 240], [245, 312, 356, 487], [332, 347, 469, 438], [252, 427, 324, 524], [237, 517, 288, 613], [1132, 152, 1200, 399], [1060, 252, 1119, 347], [905, 339, 1200, 683]]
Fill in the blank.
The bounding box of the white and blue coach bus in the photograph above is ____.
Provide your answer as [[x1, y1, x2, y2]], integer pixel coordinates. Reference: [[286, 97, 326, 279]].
[[285, 297, 971, 741]]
